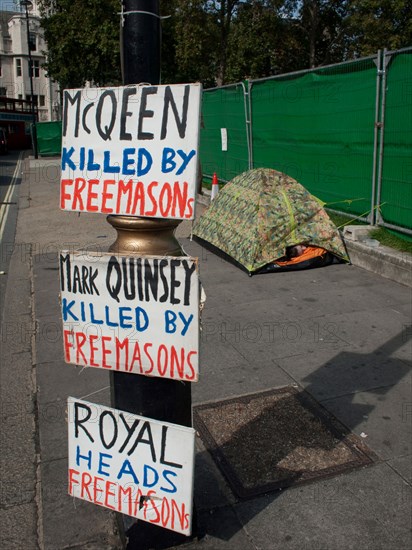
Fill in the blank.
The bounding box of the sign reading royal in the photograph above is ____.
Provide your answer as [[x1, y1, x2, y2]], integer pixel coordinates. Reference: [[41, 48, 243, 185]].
[[68, 398, 196, 535], [60, 251, 199, 381], [60, 83, 202, 220]]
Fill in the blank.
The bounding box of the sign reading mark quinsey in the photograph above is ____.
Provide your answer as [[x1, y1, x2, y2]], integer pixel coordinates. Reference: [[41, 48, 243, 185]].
[[68, 398, 195, 535], [60, 83, 202, 220], [60, 251, 199, 381]]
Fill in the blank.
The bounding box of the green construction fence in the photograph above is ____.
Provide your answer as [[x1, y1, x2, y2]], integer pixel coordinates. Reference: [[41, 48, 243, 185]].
[[200, 82, 250, 182], [250, 56, 378, 219], [377, 49, 412, 233], [199, 48, 412, 235], [36, 120, 62, 157]]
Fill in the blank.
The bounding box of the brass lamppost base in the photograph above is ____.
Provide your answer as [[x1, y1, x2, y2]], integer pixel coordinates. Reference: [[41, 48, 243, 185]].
[[106, 215, 183, 256]]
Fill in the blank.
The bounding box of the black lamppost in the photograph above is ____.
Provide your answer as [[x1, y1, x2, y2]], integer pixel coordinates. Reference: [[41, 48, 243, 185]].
[[20, 0, 38, 158], [108, 2, 196, 547]]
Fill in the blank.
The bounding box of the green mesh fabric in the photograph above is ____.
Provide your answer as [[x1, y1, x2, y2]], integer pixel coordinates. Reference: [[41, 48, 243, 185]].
[[36, 121, 62, 156]]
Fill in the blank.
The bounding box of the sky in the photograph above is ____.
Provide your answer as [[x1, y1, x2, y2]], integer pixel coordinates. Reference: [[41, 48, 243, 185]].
[[0, 1, 20, 12], [1, 1, 41, 14]]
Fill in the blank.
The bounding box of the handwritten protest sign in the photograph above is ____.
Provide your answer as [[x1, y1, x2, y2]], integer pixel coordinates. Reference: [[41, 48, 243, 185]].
[[59, 251, 199, 381], [60, 83, 202, 220], [68, 397, 195, 535]]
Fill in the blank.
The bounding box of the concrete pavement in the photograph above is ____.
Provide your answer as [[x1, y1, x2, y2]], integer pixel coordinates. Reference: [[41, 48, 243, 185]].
[[1, 155, 411, 549]]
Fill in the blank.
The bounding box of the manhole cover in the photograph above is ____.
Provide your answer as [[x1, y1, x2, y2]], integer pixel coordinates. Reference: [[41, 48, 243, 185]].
[[193, 386, 377, 499]]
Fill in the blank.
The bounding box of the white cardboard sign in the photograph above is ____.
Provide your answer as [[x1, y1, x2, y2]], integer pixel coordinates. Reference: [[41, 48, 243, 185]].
[[59, 251, 199, 381], [220, 127, 228, 151], [60, 83, 202, 220], [68, 398, 195, 535]]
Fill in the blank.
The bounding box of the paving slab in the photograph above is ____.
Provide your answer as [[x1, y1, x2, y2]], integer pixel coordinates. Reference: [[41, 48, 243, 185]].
[[0, 405, 37, 488], [36, 360, 111, 406], [35, 325, 65, 368], [346, 240, 412, 287], [317, 309, 412, 359], [194, 440, 236, 510], [0, 233, 38, 550], [274, 343, 411, 401], [175, 505, 256, 550], [233, 462, 411, 550], [40, 458, 120, 550], [193, 363, 294, 405], [320, 377, 412, 460], [387, 454, 412, 484], [211, 308, 351, 364], [0, 503, 39, 550]]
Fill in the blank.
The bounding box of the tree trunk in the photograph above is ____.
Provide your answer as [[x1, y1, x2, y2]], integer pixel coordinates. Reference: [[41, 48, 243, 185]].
[[308, 0, 319, 68]]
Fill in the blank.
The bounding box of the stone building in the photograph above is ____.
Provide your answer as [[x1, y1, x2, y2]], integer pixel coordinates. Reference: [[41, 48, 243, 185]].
[[0, 0, 60, 122]]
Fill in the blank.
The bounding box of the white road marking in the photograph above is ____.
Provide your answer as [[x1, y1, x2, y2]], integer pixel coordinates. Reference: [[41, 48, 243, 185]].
[[0, 152, 24, 242]]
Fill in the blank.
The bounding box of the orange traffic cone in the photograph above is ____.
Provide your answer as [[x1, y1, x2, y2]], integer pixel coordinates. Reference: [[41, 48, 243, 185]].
[[211, 173, 219, 200]]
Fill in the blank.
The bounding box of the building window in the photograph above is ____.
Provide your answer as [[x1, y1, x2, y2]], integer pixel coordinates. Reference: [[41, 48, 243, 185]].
[[39, 95, 45, 107], [16, 58, 22, 77], [0, 88, 7, 96], [29, 31, 37, 52], [26, 94, 38, 106], [0, 59, 2, 77], [30, 60, 40, 78]]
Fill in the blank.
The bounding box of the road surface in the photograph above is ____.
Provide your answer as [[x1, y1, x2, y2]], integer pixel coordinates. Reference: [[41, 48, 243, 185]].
[[0, 151, 25, 316]]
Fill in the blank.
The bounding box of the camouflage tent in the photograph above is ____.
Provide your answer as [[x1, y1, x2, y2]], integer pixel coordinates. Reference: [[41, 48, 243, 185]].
[[193, 168, 349, 274]]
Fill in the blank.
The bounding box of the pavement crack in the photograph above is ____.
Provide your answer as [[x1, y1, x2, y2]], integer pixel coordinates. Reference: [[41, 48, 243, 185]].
[[28, 244, 44, 550]]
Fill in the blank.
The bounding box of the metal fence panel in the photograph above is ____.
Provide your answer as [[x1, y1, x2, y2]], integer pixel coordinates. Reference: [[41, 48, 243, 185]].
[[249, 58, 378, 217], [36, 121, 62, 157], [377, 49, 412, 234], [199, 83, 250, 182], [199, 50, 411, 235]]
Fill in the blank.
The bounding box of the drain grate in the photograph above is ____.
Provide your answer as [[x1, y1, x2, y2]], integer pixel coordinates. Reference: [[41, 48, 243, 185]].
[[193, 386, 377, 500]]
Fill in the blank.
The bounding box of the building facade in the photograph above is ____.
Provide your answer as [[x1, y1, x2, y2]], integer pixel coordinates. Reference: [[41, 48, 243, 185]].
[[0, 1, 60, 123]]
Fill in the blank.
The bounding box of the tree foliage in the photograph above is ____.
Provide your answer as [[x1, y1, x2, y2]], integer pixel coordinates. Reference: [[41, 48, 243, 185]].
[[226, 1, 281, 81], [39, 0, 412, 90], [160, 0, 220, 87], [345, 0, 412, 56], [290, 1, 351, 68], [38, 0, 121, 89]]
